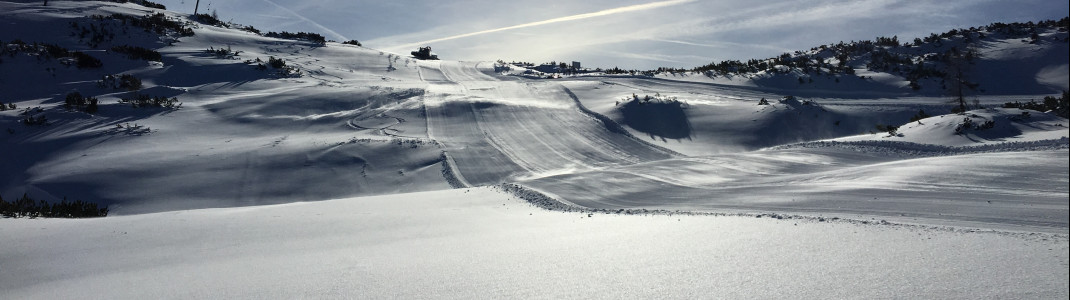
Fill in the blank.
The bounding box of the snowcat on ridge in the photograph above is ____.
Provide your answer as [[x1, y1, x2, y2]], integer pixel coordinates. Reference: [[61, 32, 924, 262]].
[[411, 46, 439, 60]]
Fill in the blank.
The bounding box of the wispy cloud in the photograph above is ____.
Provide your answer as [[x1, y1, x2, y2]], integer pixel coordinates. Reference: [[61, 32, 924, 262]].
[[260, 0, 348, 41], [391, 0, 695, 49]]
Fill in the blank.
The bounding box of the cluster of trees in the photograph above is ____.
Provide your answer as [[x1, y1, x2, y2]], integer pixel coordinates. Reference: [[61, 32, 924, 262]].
[[602, 67, 655, 76], [0, 101, 16, 111], [119, 93, 180, 108], [190, 11, 262, 35], [183, 10, 363, 49], [0, 40, 101, 68], [239, 25, 261, 34], [267, 56, 286, 68], [192, 12, 224, 26], [99, 74, 142, 91], [110, 45, 161, 61], [689, 17, 1068, 93], [618, 93, 682, 106], [0, 194, 108, 218], [955, 116, 995, 134], [875, 124, 899, 136], [103, 13, 194, 36], [205, 46, 241, 58], [248, 56, 298, 75], [71, 18, 118, 48], [72, 51, 103, 68], [64, 92, 99, 113], [1002, 91, 1070, 118], [265, 31, 326, 45], [105, 0, 166, 9], [22, 116, 47, 125]]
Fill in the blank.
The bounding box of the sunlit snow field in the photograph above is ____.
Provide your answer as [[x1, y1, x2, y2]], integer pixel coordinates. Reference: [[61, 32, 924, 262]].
[[1, 1, 1067, 298]]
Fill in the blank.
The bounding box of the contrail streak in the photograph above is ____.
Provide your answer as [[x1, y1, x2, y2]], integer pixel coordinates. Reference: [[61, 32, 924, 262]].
[[395, 0, 694, 49], [260, 0, 348, 41]]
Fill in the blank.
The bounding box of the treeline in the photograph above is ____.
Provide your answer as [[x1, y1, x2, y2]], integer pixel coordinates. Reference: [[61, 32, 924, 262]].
[[64, 92, 99, 113], [1003, 91, 1070, 118], [690, 17, 1069, 88], [0, 194, 108, 218], [101, 12, 194, 37], [265, 31, 327, 45]]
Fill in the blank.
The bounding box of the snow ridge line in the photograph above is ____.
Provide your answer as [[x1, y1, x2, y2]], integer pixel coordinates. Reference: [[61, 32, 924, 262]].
[[560, 86, 685, 157], [495, 183, 1069, 240], [766, 138, 1070, 156], [439, 150, 470, 188]]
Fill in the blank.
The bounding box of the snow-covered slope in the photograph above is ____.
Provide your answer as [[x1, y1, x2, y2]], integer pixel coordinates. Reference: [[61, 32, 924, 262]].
[[1, 1, 449, 213], [2, 2, 1068, 297], [835, 107, 1069, 146], [2, 187, 1066, 299], [2, 0, 1066, 226]]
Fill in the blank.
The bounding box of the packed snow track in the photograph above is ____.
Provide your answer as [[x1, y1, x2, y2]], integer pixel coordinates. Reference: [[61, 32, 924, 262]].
[[422, 61, 675, 186]]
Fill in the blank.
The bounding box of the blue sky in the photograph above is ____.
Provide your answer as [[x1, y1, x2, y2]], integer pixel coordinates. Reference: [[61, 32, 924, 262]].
[[154, 0, 1068, 69]]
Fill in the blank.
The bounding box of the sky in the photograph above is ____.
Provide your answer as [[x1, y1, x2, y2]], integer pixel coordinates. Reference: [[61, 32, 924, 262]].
[[152, 0, 1069, 70]]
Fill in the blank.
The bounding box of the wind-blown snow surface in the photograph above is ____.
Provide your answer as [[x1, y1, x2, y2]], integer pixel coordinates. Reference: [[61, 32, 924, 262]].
[[2, 1, 1069, 297], [2, 188, 1067, 299]]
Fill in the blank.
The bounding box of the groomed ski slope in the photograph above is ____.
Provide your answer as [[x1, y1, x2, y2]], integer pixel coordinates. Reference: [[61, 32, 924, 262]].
[[408, 60, 1068, 233], [424, 61, 675, 185]]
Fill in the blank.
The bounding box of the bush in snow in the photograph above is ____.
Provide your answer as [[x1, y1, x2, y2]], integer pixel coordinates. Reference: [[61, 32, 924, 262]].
[[205, 46, 240, 58], [954, 117, 974, 134], [239, 25, 261, 34], [875, 124, 898, 136], [64, 92, 99, 113], [267, 56, 286, 69], [72, 51, 103, 68], [909, 109, 931, 122], [252, 56, 299, 76], [99, 74, 142, 91], [22, 114, 48, 126], [342, 40, 362, 46], [119, 93, 180, 108], [110, 45, 162, 61]]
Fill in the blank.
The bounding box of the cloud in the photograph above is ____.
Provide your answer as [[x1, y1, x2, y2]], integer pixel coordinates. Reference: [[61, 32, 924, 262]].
[[260, 0, 349, 40], [390, 0, 695, 49]]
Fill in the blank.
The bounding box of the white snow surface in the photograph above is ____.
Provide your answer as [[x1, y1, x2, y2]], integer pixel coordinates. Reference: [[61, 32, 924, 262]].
[[2, 1, 1068, 298], [2, 187, 1067, 299]]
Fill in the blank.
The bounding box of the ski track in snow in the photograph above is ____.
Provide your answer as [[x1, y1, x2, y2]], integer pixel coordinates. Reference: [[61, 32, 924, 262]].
[[412, 62, 1068, 233]]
